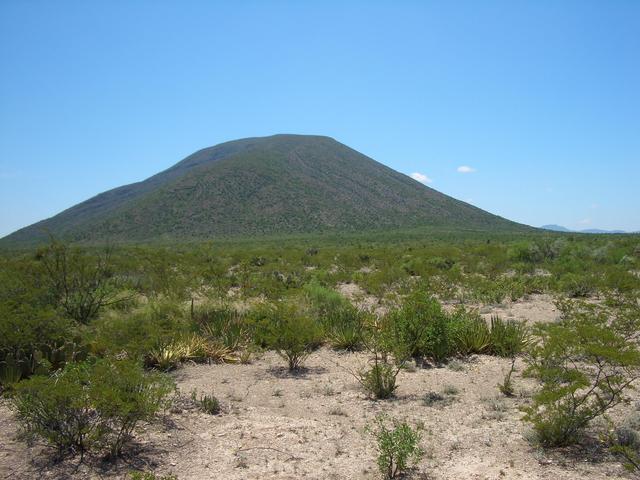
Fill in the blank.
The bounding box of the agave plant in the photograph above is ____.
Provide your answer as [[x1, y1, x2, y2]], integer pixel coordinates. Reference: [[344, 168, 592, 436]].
[[177, 334, 209, 362], [146, 343, 185, 370], [203, 340, 237, 364], [456, 318, 491, 355]]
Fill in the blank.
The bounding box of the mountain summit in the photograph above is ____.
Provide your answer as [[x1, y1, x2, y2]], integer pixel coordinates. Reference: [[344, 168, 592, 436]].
[[2, 134, 529, 244]]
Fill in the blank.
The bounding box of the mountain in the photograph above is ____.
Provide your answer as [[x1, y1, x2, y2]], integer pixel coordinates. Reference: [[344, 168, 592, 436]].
[[541, 225, 627, 234], [580, 228, 627, 234], [540, 224, 571, 232], [2, 134, 531, 245]]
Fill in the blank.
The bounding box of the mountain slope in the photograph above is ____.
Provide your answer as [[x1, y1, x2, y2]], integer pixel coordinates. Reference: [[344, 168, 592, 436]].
[[2, 134, 530, 245], [541, 224, 627, 234]]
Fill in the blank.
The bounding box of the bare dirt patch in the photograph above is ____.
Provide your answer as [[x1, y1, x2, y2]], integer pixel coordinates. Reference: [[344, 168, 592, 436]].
[[442, 294, 562, 325], [1, 348, 634, 479]]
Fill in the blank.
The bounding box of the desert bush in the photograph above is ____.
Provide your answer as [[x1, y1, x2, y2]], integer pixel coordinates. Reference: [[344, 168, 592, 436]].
[[523, 300, 640, 447], [145, 343, 185, 370], [145, 334, 235, 370], [424, 313, 455, 364], [89, 359, 174, 456], [0, 302, 80, 386], [265, 302, 322, 371], [558, 273, 595, 298], [36, 240, 127, 324], [367, 414, 424, 479], [610, 425, 640, 474], [12, 359, 173, 457], [303, 281, 349, 319], [497, 358, 516, 397], [358, 361, 401, 400], [88, 300, 189, 359], [383, 294, 449, 364], [12, 363, 96, 455]]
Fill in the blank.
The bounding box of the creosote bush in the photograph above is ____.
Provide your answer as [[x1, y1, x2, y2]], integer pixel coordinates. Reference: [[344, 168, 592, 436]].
[[36, 240, 126, 324], [12, 359, 173, 457], [382, 293, 446, 365], [265, 302, 322, 371], [367, 414, 425, 479], [358, 361, 401, 400], [523, 298, 640, 447]]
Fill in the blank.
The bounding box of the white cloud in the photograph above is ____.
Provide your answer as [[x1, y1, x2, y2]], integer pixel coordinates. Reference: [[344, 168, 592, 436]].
[[578, 218, 592, 225], [457, 165, 476, 173], [410, 172, 433, 184]]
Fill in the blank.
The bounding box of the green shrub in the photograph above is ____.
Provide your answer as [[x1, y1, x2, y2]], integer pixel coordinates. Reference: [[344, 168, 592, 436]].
[[303, 282, 349, 320], [89, 359, 174, 456], [325, 304, 366, 351], [12, 363, 96, 455], [358, 361, 401, 400], [523, 300, 640, 447], [383, 294, 447, 364], [0, 301, 80, 386], [191, 390, 221, 415], [12, 359, 173, 457], [36, 240, 126, 324], [88, 300, 189, 359], [194, 304, 249, 351], [367, 414, 424, 479], [558, 273, 595, 298], [424, 313, 454, 364], [265, 302, 322, 371]]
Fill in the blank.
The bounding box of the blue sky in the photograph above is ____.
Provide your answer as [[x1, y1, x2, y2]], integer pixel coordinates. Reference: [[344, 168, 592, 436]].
[[1, 1, 639, 236]]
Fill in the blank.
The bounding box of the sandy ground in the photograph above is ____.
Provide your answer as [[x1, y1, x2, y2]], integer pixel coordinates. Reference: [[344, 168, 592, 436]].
[[0, 294, 632, 480], [1, 346, 635, 480]]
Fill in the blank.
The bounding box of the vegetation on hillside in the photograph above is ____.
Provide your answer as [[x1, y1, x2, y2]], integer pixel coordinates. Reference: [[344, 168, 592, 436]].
[[0, 135, 528, 246]]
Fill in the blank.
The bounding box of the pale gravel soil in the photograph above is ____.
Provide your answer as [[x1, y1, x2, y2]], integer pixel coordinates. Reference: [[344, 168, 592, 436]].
[[0, 295, 635, 480]]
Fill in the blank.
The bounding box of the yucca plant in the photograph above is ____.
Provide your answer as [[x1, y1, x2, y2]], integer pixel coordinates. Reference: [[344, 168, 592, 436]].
[[196, 305, 249, 351], [326, 306, 365, 352], [489, 316, 529, 358]]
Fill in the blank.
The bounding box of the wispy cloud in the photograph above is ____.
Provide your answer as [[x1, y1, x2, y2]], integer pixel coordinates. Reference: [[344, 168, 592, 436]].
[[578, 218, 591, 225], [410, 172, 433, 184], [456, 165, 476, 173]]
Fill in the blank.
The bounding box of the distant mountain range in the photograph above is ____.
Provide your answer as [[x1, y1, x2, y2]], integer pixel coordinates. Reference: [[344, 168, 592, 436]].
[[1, 134, 533, 246], [541, 224, 630, 234]]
